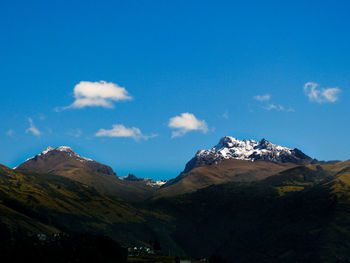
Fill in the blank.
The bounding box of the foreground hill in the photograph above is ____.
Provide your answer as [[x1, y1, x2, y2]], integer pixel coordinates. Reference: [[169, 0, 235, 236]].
[[15, 147, 156, 202], [3, 159, 350, 262], [5, 141, 350, 262], [0, 164, 179, 251], [157, 159, 296, 198], [149, 160, 350, 262]]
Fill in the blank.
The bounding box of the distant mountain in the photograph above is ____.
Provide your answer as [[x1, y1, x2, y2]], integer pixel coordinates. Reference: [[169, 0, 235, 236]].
[[184, 136, 314, 173], [122, 174, 166, 188], [15, 146, 156, 202], [158, 136, 314, 198], [16, 146, 116, 177], [122, 174, 143, 182]]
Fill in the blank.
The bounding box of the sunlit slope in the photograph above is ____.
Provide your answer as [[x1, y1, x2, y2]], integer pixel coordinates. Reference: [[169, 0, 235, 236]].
[[157, 159, 297, 198], [0, 164, 160, 245], [16, 149, 156, 202], [315, 160, 350, 262]]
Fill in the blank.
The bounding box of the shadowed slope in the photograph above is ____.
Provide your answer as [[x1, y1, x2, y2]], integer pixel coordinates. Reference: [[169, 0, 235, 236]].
[[149, 160, 350, 262]]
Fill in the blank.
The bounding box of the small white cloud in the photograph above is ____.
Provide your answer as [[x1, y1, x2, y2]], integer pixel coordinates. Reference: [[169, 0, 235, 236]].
[[67, 128, 82, 138], [59, 81, 132, 110], [263, 104, 293, 112], [254, 94, 271, 102], [304, 82, 341, 103], [222, 110, 229, 119], [254, 94, 294, 112], [264, 104, 277, 111], [26, 118, 41, 136], [168, 112, 208, 138], [6, 129, 14, 136], [95, 124, 157, 141]]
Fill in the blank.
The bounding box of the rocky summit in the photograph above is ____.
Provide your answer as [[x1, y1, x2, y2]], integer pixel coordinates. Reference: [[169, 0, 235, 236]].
[[15, 146, 116, 177], [183, 136, 314, 172]]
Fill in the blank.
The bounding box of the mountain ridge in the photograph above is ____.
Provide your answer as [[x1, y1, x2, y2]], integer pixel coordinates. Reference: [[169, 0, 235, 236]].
[[14, 146, 157, 202], [121, 174, 166, 188], [183, 136, 315, 173], [16, 146, 116, 177], [3, 145, 350, 261]]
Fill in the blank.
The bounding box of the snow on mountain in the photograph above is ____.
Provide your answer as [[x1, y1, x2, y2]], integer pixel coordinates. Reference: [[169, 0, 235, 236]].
[[20, 146, 93, 166], [121, 174, 167, 188], [184, 136, 314, 173], [146, 180, 167, 187]]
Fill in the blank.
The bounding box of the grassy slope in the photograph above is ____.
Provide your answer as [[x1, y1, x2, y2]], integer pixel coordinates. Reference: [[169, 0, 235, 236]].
[[149, 161, 350, 262], [52, 168, 157, 202], [156, 159, 297, 198], [5, 160, 350, 262], [16, 152, 157, 202], [0, 164, 173, 248]]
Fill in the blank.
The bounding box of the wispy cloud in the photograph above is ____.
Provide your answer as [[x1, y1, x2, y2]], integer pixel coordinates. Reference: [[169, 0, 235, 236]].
[[57, 81, 132, 110], [253, 94, 294, 112], [6, 129, 14, 136], [95, 124, 157, 141], [168, 112, 208, 138], [222, 110, 229, 119], [26, 118, 41, 136], [263, 104, 295, 112], [67, 128, 82, 138], [263, 104, 283, 111], [304, 82, 341, 103], [254, 94, 271, 102]]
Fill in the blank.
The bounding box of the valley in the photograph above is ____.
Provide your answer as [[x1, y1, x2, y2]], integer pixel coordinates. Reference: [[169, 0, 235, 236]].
[[2, 137, 350, 262]]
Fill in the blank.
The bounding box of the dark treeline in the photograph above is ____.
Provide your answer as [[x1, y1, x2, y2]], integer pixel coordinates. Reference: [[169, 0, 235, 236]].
[[0, 231, 127, 263]]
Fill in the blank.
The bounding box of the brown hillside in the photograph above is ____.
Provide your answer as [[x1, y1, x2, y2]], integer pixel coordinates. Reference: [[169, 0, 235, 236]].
[[156, 159, 297, 198]]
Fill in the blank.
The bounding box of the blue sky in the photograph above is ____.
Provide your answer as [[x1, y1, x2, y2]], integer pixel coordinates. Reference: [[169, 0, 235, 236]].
[[1, 0, 349, 180]]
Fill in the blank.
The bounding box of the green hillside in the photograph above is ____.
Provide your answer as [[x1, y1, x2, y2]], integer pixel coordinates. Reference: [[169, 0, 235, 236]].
[[15, 149, 157, 202], [0, 164, 168, 247], [147, 161, 350, 262], [3, 161, 350, 262]]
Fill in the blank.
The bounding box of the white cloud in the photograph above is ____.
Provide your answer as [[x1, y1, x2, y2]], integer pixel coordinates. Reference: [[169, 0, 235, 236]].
[[26, 118, 41, 136], [95, 124, 157, 141], [254, 94, 294, 112], [263, 104, 295, 112], [60, 81, 132, 110], [67, 128, 82, 138], [304, 82, 341, 103], [264, 104, 280, 111], [254, 94, 271, 102], [168, 112, 208, 138], [222, 110, 229, 119], [6, 129, 14, 136], [263, 104, 285, 111]]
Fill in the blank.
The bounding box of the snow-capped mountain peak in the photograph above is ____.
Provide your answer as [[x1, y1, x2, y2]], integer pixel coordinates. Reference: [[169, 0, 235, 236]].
[[22, 146, 93, 165], [41, 146, 55, 155], [183, 136, 313, 173]]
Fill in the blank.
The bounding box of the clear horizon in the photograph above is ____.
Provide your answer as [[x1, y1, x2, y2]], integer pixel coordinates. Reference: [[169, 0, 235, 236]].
[[1, 0, 349, 180]]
